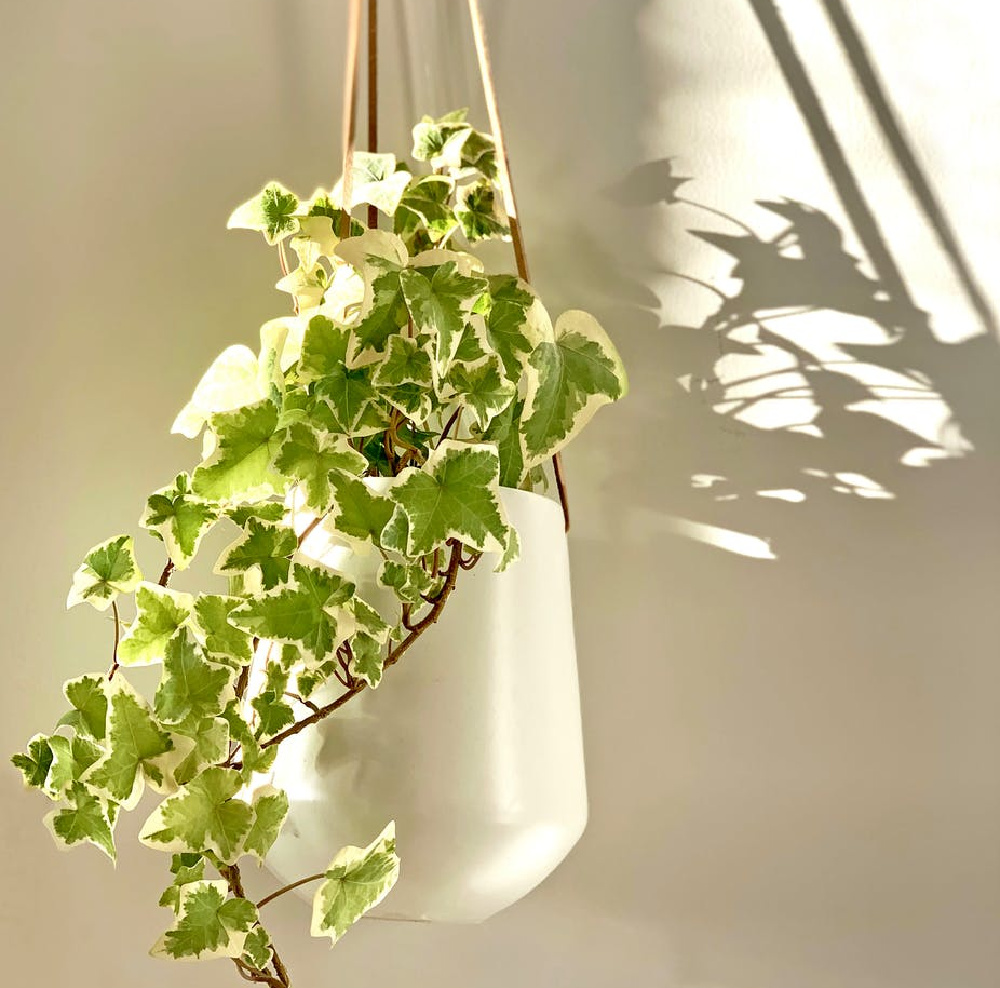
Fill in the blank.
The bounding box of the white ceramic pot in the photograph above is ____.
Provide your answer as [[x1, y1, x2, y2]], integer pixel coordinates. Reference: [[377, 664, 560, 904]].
[[263, 487, 588, 923]]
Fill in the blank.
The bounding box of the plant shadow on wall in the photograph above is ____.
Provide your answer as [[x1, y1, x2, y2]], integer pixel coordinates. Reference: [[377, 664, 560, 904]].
[[608, 159, 1000, 561]]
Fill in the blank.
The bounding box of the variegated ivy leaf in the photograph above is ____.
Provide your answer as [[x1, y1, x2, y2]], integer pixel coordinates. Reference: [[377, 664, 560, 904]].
[[88, 680, 173, 805], [214, 518, 297, 592], [335, 232, 410, 356], [326, 473, 395, 546], [159, 853, 207, 913], [302, 189, 366, 238], [400, 260, 487, 378], [230, 563, 355, 664], [192, 595, 253, 667], [228, 181, 299, 245], [348, 634, 385, 689], [172, 321, 296, 441], [172, 717, 230, 788], [151, 880, 259, 961], [172, 346, 262, 440], [521, 309, 629, 467], [67, 535, 142, 612], [333, 151, 412, 216], [119, 583, 195, 668], [298, 313, 351, 383], [241, 925, 274, 971], [482, 397, 528, 488], [276, 260, 329, 313], [140, 767, 253, 864], [412, 109, 473, 168], [371, 335, 435, 422], [221, 702, 278, 782], [46, 734, 104, 798], [456, 180, 509, 242], [310, 821, 400, 945], [44, 782, 119, 863], [389, 440, 512, 557], [482, 275, 541, 380], [250, 658, 294, 739], [377, 559, 438, 605], [289, 216, 339, 268], [446, 355, 516, 430], [242, 786, 289, 862], [57, 674, 110, 740], [226, 502, 287, 527], [11, 735, 56, 792], [192, 401, 289, 504], [458, 128, 498, 179], [141, 474, 219, 571], [154, 632, 234, 726], [274, 423, 367, 511], [394, 175, 458, 246]]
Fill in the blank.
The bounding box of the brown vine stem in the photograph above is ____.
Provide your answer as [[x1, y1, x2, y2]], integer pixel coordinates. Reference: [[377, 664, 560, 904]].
[[106, 600, 122, 681], [256, 872, 326, 910], [158, 558, 175, 587], [261, 540, 468, 750]]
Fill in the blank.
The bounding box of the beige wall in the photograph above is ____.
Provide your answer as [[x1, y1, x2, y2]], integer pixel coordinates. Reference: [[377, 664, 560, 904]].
[[1, 1, 998, 986]]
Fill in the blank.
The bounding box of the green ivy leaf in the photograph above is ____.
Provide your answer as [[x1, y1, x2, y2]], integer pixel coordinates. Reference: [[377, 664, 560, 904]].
[[151, 880, 259, 960], [119, 583, 195, 668], [57, 674, 109, 740], [411, 110, 472, 167], [172, 717, 230, 788], [241, 925, 274, 971], [377, 559, 438, 605], [389, 441, 512, 557], [228, 182, 300, 245], [88, 681, 173, 805], [482, 275, 540, 380], [11, 735, 55, 792], [192, 401, 289, 504], [394, 175, 458, 245], [221, 703, 278, 782], [242, 786, 289, 862], [192, 596, 253, 667], [400, 260, 487, 377], [46, 734, 104, 797], [348, 634, 385, 689], [310, 821, 400, 945], [446, 355, 516, 430], [154, 632, 234, 726], [371, 335, 435, 421], [481, 397, 527, 488], [521, 310, 629, 466], [327, 473, 395, 546], [141, 474, 219, 571], [67, 535, 142, 612], [455, 181, 509, 242], [250, 691, 295, 740], [140, 767, 254, 864], [44, 782, 118, 863], [159, 853, 207, 912], [230, 564, 355, 664], [215, 518, 297, 593], [275, 423, 367, 511]]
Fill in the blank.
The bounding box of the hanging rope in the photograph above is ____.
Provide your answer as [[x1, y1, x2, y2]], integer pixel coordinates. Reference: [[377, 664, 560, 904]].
[[339, 0, 363, 240], [367, 0, 379, 230], [467, 0, 571, 532]]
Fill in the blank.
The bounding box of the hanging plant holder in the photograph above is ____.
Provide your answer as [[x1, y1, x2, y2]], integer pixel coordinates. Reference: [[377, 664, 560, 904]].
[[11, 0, 627, 983]]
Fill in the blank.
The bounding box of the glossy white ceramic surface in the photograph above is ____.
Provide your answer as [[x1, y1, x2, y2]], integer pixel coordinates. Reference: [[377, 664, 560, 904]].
[[264, 487, 588, 922]]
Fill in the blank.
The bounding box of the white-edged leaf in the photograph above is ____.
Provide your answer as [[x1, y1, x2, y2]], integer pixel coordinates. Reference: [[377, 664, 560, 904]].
[[141, 474, 219, 570], [119, 583, 195, 667], [310, 821, 400, 945], [227, 181, 299, 245], [151, 880, 259, 961], [67, 535, 142, 612]]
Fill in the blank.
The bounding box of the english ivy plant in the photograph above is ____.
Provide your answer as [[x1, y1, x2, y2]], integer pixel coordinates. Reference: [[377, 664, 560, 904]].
[[12, 109, 626, 988]]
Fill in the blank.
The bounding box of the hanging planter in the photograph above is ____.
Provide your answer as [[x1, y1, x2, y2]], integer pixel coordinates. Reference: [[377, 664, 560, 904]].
[[11, 1, 626, 985], [266, 484, 587, 923]]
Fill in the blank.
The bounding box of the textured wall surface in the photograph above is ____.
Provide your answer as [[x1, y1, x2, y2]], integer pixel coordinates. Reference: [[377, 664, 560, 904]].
[[1, 2, 998, 986]]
